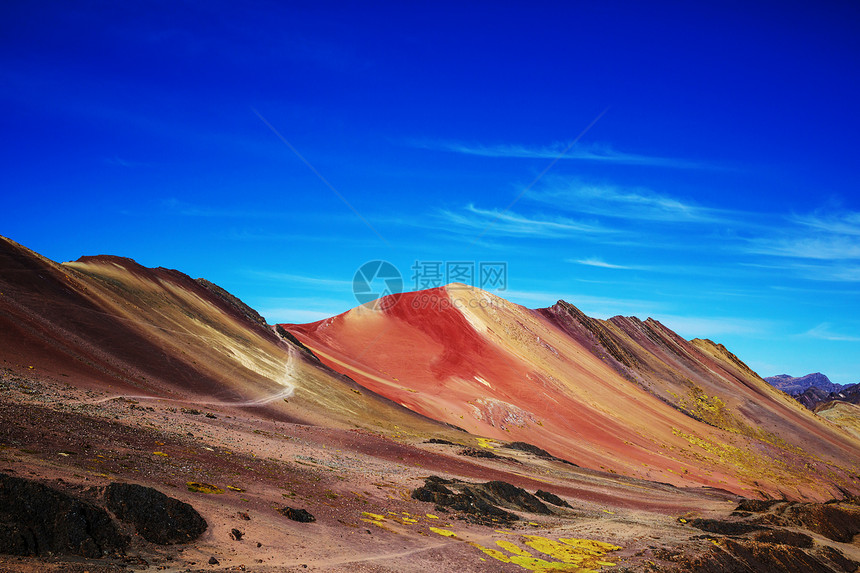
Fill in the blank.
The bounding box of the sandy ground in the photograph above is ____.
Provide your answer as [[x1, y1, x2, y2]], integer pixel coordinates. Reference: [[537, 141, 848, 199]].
[[0, 364, 759, 573]]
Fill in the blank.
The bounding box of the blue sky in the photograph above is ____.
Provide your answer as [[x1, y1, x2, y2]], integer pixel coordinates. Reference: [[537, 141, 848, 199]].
[[2, 1, 859, 383]]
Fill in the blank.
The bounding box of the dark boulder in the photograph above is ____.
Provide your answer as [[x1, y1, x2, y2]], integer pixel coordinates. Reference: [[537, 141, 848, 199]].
[[483, 481, 550, 514], [458, 447, 520, 463], [816, 545, 860, 573], [535, 490, 572, 508], [504, 441, 578, 466], [411, 476, 551, 525], [783, 503, 860, 543], [0, 472, 126, 558], [278, 507, 316, 523], [687, 518, 769, 535], [104, 482, 207, 544], [735, 498, 782, 513], [753, 529, 814, 548]]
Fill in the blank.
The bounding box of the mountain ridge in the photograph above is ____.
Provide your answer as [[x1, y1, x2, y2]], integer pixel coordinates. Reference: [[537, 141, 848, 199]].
[[283, 283, 860, 501], [765, 372, 844, 395], [3, 235, 860, 571]]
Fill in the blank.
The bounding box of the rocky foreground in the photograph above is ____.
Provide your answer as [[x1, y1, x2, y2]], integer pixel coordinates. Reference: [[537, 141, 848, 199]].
[[1, 370, 859, 572], [1, 235, 859, 571]]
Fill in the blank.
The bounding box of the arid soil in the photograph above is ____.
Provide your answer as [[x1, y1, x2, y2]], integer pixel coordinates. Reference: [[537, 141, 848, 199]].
[[1, 236, 859, 572], [1, 368, 858, 572]]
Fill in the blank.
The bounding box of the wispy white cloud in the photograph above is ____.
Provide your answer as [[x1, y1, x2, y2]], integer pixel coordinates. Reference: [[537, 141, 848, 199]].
[[246, 270, 353, 289], [743, 208, 860, 268], [650, 314, 771, 338], [746, 235, 860, 261], [790, 210, 860, 236], [525, 179, 742, 225], [502, 289, 661, 316], [804, 323, 860, 342], [423, 140, 708, 169], [568, 258, 647, 270], [439, 204, 609, 238], [745, 260, 860, 283]]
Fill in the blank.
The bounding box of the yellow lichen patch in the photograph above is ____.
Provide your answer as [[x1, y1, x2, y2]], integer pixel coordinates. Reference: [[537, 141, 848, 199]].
[[479, 548, 575, 571], [186, 481, 224, 494], [496, 540, 532, 556], [361, 512, 385, 521], [430, 527, 457, 538], [152, 451, 168, 457], [470, 542, 512, 563], [524, 535, 621, 568], [469, 535, 621, 572], [425, 513, 439, 519], [558, 537, 622, 553], [476, 437, 497, 449], [226, 485, 245, 492], [401, 517, 419, 524]]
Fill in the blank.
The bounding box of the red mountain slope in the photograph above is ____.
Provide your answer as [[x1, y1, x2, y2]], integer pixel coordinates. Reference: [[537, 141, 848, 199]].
[[284, 284, 860, 501], [0, 236, 447, 434]]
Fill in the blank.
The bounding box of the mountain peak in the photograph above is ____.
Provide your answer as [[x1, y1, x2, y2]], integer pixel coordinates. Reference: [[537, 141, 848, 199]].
[[764, 372, 842, 395]]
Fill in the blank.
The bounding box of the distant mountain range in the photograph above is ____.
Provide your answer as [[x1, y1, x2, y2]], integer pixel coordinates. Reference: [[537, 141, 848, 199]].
[[764, 373, 844, 395], [765, 373, 859, 411]]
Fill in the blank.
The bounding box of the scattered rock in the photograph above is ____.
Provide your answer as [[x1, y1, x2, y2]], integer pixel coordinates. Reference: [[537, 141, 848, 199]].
[[815, 545, 860, 572], [411, 476, 551, 525], [782, 502, 860, 543], [230, 528, 244, 541], [534, 489, 572, 508], [105, 482, 207, 544], [278, 507, 316, 523], [458, 447, 496, 458], [425, 438, 457, 445], [676, 538, 837, 573], [736, 499, 860, 543], [187, 481, 225, 494], [753, 529, 813, 548], [208, 556, 219, 565], [735, 498, 783, 513], [237, 512, 251, 520], [504, 441, 554, 458], [412, 477, 517, 524], [458, 447, 520, 464], [483, 481, 551, 514], [686, 518, 768, 536], [0, 472, 126, 558], [504, 441, 578, 466]]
